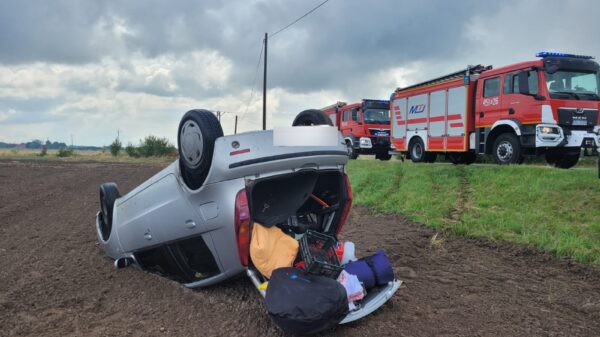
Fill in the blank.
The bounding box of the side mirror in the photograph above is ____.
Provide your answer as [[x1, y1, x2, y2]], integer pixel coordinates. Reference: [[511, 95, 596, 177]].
[[518, 71, 531, 95]]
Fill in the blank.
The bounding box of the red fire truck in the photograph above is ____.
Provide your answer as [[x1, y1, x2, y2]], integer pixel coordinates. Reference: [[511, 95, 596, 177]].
[[322, 99, 392, 160], [390, 52, 600, 168]]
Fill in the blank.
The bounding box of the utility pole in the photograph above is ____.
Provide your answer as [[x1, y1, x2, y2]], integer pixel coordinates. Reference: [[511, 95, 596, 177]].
[[234, 115, 238, 134], [262, 32, 268, 130]]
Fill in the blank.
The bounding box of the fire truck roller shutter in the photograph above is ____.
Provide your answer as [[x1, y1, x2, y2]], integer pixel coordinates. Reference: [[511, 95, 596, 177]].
[[446, 86, 468, 151], [406, 94, 429, 160], [391, 98, 407, 151], [428, 90, 446, 151]]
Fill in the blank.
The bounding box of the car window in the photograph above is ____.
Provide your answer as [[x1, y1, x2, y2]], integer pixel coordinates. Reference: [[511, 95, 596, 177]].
[[351, 109, 359, 122], [342, 111, 349, 121], [483, 77, 500, 97]]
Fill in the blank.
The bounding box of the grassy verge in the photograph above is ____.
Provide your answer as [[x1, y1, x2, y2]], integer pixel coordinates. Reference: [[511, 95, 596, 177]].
[[347, 160, 600, 267], [0, 148, 173, 164]]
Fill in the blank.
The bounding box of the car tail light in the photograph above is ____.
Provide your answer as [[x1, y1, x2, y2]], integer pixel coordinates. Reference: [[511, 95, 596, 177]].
[[234, 189, 251, 266], [336, 174, 353, 235]]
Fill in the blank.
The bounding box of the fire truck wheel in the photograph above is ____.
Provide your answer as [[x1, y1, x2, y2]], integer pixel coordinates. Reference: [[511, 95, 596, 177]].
[[550, 152, 580, 169], [409, 138, 426, 163], [376, 152, 392, 161], [346, 141, 359, 159], [99, 182, 120, 242], [292, 109, 333, 126], [424, 152, 437, 163], [492, 133, 522, 165], [178, 109, 224, 190]]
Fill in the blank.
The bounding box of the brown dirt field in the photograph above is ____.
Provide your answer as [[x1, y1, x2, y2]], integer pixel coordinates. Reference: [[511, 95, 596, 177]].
[[1, 160, 599, 337]]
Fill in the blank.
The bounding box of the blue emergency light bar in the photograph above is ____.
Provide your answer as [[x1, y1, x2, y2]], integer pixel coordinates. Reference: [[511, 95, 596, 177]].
[[362, 99, 389, 105], [536, 51, 594, 59]]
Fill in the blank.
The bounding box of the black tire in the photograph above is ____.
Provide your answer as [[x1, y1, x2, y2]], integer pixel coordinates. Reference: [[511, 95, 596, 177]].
[[409, 138, 426, 163], [447, 152, 477, 165], [178, 109, 224, 190], [376, 152, 392, 161], [424, 152, 438, 163], [99, 183, 120, 242], [346, 141, 359, 159], [492, 133, 523, 165], [549, 152, 580, 169], [292, 109, 333, 126]]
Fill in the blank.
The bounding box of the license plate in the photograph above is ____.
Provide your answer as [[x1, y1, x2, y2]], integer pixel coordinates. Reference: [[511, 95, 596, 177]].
[[572, 119, 587, 126], [374, 131, 388, 137]]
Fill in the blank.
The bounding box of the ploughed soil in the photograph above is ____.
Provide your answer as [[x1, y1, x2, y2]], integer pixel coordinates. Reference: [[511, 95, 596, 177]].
[[1, 160, 599, 337]]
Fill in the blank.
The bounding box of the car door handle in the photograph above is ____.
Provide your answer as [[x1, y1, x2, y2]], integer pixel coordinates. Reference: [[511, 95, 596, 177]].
[[479, 112, 484, 118], [508, 108, 515, 115], [185, 220, 196, 229]]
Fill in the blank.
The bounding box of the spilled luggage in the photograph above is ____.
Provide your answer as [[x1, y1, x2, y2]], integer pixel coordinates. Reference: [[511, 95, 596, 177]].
[[250, 223, 299, 278], [265, 268, 349, 335], [343, 250, 394, 290]]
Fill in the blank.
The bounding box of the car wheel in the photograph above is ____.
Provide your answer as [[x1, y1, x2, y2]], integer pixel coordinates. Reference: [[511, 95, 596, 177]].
[[552, 152, 580, 169], [492, 133, 522, 165], [292, 109, 333, 126], [178, 109, 224, 190], [409, 138, 426, 163], [346, 141, 358, 159], [99, 183, 120, 242]]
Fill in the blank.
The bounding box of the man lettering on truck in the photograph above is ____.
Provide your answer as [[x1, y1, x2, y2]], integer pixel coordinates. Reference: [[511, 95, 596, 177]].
[[389, 52, 600, 168], [322, 99, 392, 161]]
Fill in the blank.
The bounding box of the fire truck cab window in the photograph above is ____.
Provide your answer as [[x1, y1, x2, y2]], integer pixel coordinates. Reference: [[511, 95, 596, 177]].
[[511, 70, 538, 95], [483, 77, 500, 97], [351, 109, 359, 122], [342, 110, 349, 121], [503, 75, 512, 94]]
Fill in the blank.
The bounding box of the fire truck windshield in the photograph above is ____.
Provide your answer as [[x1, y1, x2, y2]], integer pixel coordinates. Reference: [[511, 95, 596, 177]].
[[544, 70, 600, 101], [363, 108, 390, 124]]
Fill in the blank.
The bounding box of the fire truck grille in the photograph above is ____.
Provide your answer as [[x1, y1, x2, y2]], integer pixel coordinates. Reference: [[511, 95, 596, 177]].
[[557, 108, 598, 131], [369, 128, 390, 137]]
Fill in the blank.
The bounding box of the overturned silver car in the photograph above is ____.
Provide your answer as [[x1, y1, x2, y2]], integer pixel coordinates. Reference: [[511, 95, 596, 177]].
[[95, 109, 400, 324]]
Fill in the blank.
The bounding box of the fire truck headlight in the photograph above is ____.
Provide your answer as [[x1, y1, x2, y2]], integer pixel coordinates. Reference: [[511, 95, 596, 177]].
[[594, 125, 600, 135], [359, 137, 373, 148], [539, 126, 560, 135]]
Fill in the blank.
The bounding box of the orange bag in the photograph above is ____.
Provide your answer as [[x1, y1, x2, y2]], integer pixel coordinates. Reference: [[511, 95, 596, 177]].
[[250, 223, 299, 278]]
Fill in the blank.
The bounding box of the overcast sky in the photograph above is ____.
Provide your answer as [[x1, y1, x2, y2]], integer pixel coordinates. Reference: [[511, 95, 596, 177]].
[[1, 0, 599, 146]]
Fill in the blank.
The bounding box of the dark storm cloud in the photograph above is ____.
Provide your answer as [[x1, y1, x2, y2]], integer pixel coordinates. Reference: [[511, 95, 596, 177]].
[[0, 0, 502, 93]]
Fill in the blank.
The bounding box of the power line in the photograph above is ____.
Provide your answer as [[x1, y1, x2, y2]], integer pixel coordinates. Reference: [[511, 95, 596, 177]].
[[270, 0, 330, 38], [242, 43, 264, 117]]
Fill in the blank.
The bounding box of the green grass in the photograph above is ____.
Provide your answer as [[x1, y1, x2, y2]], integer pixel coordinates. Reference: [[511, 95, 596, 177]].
[[347, 159, 600, 267]]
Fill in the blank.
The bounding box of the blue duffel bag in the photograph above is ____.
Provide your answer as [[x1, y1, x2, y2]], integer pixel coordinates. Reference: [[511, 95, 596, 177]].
[[343, 249, 394, 290]]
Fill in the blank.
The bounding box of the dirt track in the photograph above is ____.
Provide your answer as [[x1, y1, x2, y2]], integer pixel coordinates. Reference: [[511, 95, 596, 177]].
[[1, 160, 599, 337]]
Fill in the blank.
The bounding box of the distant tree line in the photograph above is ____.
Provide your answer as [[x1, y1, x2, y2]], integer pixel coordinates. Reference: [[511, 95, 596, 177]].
[[111, 135, 177, 158], [0, 140, 101, 151]]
